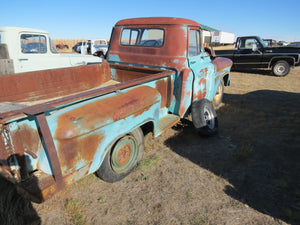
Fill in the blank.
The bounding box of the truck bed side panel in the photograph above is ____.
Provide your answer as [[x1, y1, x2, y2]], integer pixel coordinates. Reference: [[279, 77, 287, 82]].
[[0, 64, 111, 103]]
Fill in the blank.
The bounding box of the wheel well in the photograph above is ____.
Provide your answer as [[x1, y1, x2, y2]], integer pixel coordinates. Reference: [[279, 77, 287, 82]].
[[270, 58, 294, 68], [140, 121, 154, 137], [223, 74, 230, 86]]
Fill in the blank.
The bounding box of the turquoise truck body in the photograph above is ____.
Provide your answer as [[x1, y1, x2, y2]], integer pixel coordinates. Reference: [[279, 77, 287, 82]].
[[0, 17, 232, 202]]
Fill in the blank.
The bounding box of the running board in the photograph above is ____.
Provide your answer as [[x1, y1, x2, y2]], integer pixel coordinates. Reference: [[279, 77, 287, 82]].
[[156, 114, 180, 136]]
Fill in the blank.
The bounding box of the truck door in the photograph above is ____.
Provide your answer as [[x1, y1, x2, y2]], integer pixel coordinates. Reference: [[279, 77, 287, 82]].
[[235, 37, 263, 67], [188, 28, 215, 102], [18, 33, 70, 73], [18, 33, 49, 73]]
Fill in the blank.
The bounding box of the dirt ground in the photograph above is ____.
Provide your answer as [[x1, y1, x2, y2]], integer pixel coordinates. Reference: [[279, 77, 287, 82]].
[[1, 67, 299, 225]]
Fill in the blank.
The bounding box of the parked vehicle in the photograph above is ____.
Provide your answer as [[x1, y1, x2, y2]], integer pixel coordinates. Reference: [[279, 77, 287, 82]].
[[0, 27, 101, 75], [277, 40, 288, 46], [78, 39, 108, 57], [214, 36, 300, 76], [263, 39, 277, 46], [211, 31, 235, 45], [287, 42, 300, 47], [72, 41, 86, 52], [0, 17, 232, 202]]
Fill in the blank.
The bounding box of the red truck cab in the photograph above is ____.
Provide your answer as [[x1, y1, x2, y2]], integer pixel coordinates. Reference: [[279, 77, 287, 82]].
[[108, 17, 232, 116]]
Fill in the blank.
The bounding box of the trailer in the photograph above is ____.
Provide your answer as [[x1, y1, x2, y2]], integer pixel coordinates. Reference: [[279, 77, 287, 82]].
[[211, 31, 235, 45]]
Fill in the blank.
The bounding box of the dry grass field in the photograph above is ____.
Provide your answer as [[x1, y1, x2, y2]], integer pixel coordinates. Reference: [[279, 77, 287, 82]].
[[0, 66, 299, 225]]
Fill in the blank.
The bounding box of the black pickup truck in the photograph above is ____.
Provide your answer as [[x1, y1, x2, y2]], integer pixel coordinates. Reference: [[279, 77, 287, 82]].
[[214, 36, 300, 76]]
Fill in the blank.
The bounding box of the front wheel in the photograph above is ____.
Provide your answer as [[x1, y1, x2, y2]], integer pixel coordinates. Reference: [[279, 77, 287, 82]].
[[272, 60, 290, 77], [213, 81, 224, 108], [191, 99, 218, 136], [96, 128, 144, 183]]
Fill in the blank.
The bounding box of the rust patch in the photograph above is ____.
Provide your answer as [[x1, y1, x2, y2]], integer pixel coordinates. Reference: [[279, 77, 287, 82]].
[[212, 57, 233, 72], [193, 78, 207, 101], [10, 127, 28, 180], [133, 104, 153, 118], [18, 124, 41, 159], [57, 133, 104, 176], [117, 144, 133, 166], [55, 86, 159, 140], [155, 78, 169, 108], [0, 64, 110, 103]]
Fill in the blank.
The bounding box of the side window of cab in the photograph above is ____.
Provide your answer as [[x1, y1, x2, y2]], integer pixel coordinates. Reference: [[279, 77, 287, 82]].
[[188, 29, 201, 56], [21, 34, 47, 54]]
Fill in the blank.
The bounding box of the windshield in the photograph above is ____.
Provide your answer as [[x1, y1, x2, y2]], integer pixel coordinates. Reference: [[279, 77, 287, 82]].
[[257, 37, 267, 47], [120, 28, 164, 47], [50, 37, 59, 54], [93, 40, 107, 45]]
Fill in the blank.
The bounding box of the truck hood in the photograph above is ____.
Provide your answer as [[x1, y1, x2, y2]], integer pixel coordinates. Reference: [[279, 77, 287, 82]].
[[64, 54, 102, 66]]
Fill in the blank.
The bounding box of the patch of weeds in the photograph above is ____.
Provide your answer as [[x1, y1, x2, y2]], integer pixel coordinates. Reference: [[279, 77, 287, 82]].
[[130, 207, 135, 212], [126, 220, 134, 225], [137, 155, 160, 170], [63, 198, 86, 225], [97, 197, 107, 204], [189, 214, 213, 225], [135, 173, 148, 181], [84, 200, 93, 206], [76, 174, 98, 186], [232, 142, 253, 162], [122, 179, 130, 183], [192, 218, 211, 225], [140, 196, 152, 203], [185, 191, 194, 199]]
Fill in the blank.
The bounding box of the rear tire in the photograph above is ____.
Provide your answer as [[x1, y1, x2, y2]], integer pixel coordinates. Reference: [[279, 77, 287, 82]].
[[97, 128, 144, 183], [191, 99, 218, 136], [272, 60, 290, 76]]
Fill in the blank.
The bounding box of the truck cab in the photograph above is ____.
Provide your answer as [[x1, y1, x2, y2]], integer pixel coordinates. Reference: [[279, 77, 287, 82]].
[[108, 17, 232, 112], [0, 27, 102, 74]]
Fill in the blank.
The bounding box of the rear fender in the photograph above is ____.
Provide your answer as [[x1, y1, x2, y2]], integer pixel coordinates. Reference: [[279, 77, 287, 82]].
[[42, 86, 161, 176], [269, 56, 296, 68]]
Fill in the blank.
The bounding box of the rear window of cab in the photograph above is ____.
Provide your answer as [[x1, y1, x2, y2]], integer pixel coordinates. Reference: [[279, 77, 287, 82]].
[[120, 28, 164, 47]]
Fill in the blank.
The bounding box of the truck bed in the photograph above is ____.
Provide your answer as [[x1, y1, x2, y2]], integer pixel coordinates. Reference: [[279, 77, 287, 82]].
[[0, 62, 171, 116], [19, 79, 120, 106]]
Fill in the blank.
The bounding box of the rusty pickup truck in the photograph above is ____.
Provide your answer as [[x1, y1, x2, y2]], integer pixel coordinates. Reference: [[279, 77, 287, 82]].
[[0, 17, 232, 202]]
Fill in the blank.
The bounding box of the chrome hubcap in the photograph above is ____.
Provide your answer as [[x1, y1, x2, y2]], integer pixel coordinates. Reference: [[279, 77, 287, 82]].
[[203, 106, 215, 129]]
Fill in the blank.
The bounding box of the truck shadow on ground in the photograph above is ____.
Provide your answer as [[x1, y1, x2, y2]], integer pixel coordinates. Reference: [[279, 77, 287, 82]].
[[0, 164, 41, 225], [165, 90, 300, 225]]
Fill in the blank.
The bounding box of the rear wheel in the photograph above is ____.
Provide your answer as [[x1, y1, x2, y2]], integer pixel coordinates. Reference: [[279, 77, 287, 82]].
[[97, 128, 144, 183], [272, 60, 290, 76], [191, 99, 218, 136]]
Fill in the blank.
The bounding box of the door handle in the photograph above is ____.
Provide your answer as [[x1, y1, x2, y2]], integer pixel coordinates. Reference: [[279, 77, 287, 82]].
[[18, 58, 29, 61], [190, 61, 196, 64]]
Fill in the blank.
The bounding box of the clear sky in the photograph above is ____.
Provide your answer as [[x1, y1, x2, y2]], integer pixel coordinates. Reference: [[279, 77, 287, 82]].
[[1, 0, 300, 42]]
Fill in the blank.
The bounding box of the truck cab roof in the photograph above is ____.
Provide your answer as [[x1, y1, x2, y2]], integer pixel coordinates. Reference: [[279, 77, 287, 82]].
[[0, 26, 49, 35], [115, 17, 201, 27]]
